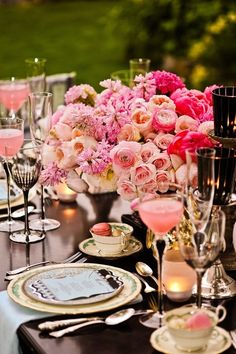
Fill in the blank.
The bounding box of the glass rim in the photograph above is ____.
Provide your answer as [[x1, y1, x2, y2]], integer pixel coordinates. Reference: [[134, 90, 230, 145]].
[[28, 91, 52, 97], [25, 57, 47, 64], [129, 58, 151, 63], [212, 86, 236, 97]]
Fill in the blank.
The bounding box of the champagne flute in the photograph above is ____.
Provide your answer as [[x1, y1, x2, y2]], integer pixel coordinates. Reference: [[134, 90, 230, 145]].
[[8, 139, 45, 243], [0, 77, 30, 118], [28, 92, 60, 231], [138, 192, 184, 328], [0, 117, 24, 232]]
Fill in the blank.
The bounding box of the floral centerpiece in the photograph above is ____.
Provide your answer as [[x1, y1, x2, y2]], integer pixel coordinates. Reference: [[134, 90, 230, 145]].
[[41, 70, 217, 198]]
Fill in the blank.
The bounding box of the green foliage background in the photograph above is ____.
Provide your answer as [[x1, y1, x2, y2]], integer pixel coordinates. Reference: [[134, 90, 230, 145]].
[[0, 0, 236, 91]]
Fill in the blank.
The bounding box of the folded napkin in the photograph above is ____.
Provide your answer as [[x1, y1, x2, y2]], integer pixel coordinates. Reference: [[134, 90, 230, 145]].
[[0, 291, 51, 354], [0, 290, 143, 354]]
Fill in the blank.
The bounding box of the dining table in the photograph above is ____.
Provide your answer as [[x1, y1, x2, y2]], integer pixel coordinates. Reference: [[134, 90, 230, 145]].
[[0, 189, 236, 354]]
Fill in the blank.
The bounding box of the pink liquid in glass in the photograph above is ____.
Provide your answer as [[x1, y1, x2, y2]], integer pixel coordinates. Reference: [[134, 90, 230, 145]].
[[0, 129, 23, 157], [0, 84, 30, 112], [139, 198, 183, 236]]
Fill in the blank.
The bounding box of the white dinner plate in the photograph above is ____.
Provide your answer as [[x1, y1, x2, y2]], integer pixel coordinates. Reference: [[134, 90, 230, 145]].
[[7, 263, 141, 314], [79, 236, 143, 259], [150, 325, 232, 354]]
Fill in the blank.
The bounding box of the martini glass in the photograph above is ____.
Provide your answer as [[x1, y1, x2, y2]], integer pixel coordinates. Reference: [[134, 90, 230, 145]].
[[0, 117, 24, 232], [0, 77, 30, 118], [138, 192, 184, 328], [29, 92, 60, 231]]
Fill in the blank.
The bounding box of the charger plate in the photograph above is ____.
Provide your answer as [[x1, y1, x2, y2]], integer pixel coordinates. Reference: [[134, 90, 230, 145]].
[[7, 263, 141, 315], [0, 180, 22, 205], [0, 186, 36, 211], [79, 236, 143, 259], [150, 326, 231, 354]]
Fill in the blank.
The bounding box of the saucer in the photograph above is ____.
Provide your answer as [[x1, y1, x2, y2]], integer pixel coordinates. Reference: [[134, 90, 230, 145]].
[[150, 326, 232, 354], [79, 236, 143, 259]]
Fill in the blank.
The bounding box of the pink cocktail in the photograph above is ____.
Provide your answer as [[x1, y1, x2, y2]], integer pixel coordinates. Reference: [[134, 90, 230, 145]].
[[138, 193, 184, 329], [139, 198, 183, 237], [0, 128, 24, 157], [0, 80, 30, 113]]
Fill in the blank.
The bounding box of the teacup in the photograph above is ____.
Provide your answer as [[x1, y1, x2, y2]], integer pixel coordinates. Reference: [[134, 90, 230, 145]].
[[164, 304, 226, 352], [90, 222, 133, 255]]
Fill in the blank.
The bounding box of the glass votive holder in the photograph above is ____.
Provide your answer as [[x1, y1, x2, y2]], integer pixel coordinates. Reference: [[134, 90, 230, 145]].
[[212, 86, 236, 138], [162, 249, 196, 302], [55, 181, 77, 203], [129, 58, 151, 80]]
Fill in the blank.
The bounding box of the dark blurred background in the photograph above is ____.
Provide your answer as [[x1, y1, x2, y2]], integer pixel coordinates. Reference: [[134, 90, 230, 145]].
[[0, 0, 236, 91]]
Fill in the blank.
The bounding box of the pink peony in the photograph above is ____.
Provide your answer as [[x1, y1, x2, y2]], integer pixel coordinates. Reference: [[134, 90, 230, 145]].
[[167, 130, 214, 161], [147, 95, 176, 112], [153, 70, 185, 94]]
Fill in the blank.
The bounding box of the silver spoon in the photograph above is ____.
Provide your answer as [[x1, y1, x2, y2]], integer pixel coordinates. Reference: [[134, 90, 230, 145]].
[[136, 262, 158, 286], [48, 308, 152, 338], [133, 273, 156, 293]]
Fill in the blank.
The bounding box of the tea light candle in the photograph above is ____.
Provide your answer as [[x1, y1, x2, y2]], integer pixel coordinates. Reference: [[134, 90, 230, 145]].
[[55, 182, 77, 203], [162, 249, 196, 302]]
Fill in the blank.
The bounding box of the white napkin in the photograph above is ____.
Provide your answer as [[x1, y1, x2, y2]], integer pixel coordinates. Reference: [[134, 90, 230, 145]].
[[0, 291, 51, 354]]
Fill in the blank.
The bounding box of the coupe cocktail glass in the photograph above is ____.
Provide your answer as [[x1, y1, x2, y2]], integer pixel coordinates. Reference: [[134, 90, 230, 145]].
[[138, 192, 184, 328], [0, 117, 24, 232]]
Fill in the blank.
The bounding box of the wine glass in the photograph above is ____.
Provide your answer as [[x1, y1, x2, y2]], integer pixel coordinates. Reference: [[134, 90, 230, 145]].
[[178, 207, 226, 308], [0, 117, 24, 232], [138, 192, 184, 328], [7, 139, 45, 243], [28, 91, 60, 231], [0, 77, 30, 118]]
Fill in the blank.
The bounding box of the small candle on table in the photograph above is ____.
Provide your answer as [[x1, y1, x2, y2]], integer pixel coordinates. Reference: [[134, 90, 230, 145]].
[[55, 182, 77, 203]]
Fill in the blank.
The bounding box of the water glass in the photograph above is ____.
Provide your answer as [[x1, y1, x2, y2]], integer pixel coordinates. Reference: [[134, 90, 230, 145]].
[[25, 57, 47, 93], [129, 58, 151, 81]]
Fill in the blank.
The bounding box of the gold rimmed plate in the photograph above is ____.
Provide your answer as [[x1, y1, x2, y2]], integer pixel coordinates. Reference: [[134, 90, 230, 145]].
[[79, 237, 143, 259], [7, 263, 141, 314], [0, 185, 36, 210], [150, 326, 232, 354]]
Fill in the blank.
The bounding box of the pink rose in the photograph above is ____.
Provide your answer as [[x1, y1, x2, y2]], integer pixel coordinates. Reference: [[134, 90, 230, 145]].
[[148, 152, 171, 170], [131, 108, 153, 134], [117, 180, 137, 201], [167, 130, 214, 161], [50, 122, 72, 141], [117, 123, 141, 142], [110, 141, 141, 175], [130, 163, 156, 186], [56, 142, 77, 169], [140, 142, 160, 162], [147, 95, 176, 112], [198, 121, 214, 135], [152, 109, 178, 133], [175, 115, 199, 133], [156, 170, 171, 193], [203, 85, 221, 105], [154, 133, 175, 150], [139, 178, 158, 194]]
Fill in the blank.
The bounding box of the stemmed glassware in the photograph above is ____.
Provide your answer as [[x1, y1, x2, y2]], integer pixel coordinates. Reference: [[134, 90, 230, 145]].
[[29, 92, 60, 231], [0, 117, 24, 232], [0, 77, 30, 118], [7, 139, 45, 243], [179, 147, 216, 308], [138, 192, 184, 328]]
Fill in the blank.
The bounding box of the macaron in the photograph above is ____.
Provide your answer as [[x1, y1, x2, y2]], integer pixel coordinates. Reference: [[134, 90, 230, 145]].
[[91, 222, 112, 236]]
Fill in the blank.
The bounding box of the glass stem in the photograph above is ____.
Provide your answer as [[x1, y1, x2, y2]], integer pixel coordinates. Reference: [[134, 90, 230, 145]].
[[40, 184, 45, 220], [2, 161, 12, 222], [196, 271, 203, 308], [23, 189, 30, 243], [152, 238, 166, 315]]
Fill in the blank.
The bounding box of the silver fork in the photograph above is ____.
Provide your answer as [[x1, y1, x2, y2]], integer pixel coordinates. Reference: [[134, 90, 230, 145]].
[[6, 251, 85, 277], [229, 330, 236, 349]]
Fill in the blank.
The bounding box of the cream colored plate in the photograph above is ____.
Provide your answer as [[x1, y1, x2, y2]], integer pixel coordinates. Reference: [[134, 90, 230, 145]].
[[0, 186, 36, 210], [79, 237, 143, 259], [150, 326, 232, 354], [7, 263, 141, 314], [0, 180, 22, 205]]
